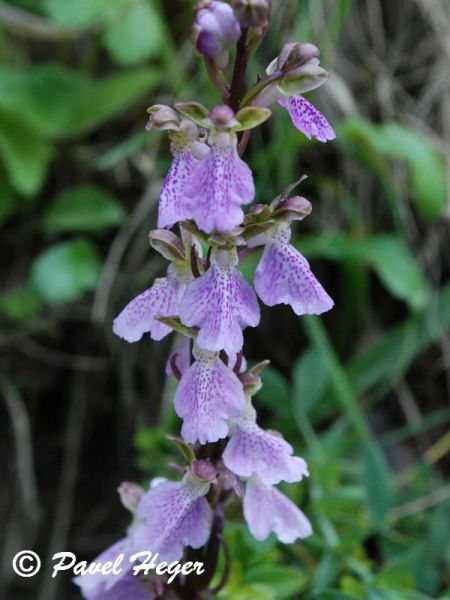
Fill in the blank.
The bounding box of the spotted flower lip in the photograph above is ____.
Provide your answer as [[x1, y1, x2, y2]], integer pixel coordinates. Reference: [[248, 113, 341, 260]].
[[179, 247, 260, 355], [159, 140, 197, 230], [132, 472, 213, 563], [182, 131, 255, 234], [223, 403, 309, 484], [252, 222, 334, 316], [158, 127, 210, 230], [279, 95, 335, 142], [113, 264, 189, 343], [243, 477, 313, 543], [174, 344, 246, 444]]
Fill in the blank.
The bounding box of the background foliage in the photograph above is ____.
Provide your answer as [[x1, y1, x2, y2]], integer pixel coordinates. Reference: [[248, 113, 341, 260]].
[[0, 0, 449, 598]]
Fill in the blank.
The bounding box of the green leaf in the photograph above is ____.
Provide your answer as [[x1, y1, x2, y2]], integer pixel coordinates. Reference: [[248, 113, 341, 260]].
[[0, 285, 43, 322], [103, 0, 164, 66], [244, 565, 307, 598], [293, 346, 329, 414], [155, 316, 198, 338], [43, 0, 126, 27], [358, 236, 430, 311], [296, 233, 431, 311], [230, 584, 276, 600], [43, 186, 125, 233], [30, 238, 102, 305], [0, 110, 53, 196], [257, 366, 291, 419], [348, 282, 450, 396], [339, 119, 448, 221], [0, 64, 161, 139], [75, 69, 160, 136], [312, 592, 360, 600], [175, 102, 209, 126], [311, 554, 342, 593], [234, 107, 271, 131], [303, 316, 371, 441], [362, 441, 393, 527]]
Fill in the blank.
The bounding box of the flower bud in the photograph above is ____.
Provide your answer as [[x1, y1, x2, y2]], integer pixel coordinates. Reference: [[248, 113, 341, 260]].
[[274, 196, 312, 222], [149, 229, 186, 262], [278, 42, 320, 73], [146, 104, 180, 131], [241, 372, 263, 396], [232, 0, 272, 29], [191, 459, 218, 482], [118, 481, 145, 513], [209, 104, 239, 129], [192, 1, 242, 69]]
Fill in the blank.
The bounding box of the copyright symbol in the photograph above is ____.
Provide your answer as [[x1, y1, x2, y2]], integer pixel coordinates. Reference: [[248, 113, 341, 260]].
[[13, 551, 41, 578]]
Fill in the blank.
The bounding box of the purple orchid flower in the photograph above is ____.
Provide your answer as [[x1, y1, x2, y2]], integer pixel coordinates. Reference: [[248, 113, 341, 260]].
[[174, 344, 246, 444], [259, 42, 335, 142], [132, 472, 213, 563], [183, 131, 255, 234], [193, 1, 241, 69], [243, 477, 312, 543], [113, 264, 189, 343], [179, 248, 260, 355], [159, 130, 210, 230], [250, 222, 334, 315], [278, 95, 335, 142], [223, 401, 309, 484]]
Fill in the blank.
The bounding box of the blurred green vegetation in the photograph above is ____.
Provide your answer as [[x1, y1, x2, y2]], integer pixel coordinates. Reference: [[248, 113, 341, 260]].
[[1, 1, 449, 599]]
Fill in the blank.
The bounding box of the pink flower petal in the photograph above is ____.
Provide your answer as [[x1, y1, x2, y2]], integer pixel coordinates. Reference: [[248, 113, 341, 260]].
[[132, 473, 212, 563], [279, 95, 335, 142], [223, 419, 309, 484], [254, 224, 334, 316], [174, 347, 246, 444], [159, 145, 196, 229], [183, 144, 254, 233], [179, 249, 260, 355], [244, 478, 312, 543]]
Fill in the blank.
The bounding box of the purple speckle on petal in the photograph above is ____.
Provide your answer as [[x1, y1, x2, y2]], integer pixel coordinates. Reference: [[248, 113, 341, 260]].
[[279, 95, 335, 142], [179, 248, 260, 354], [254, 223, 334, 316], [159, 143, 197, 229], [174, 346, 246, 444], [132, 473, 212, 563], [183, 143, 255, 234]]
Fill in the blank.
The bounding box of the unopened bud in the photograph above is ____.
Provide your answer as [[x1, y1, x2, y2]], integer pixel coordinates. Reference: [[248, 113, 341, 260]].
[[193, 1, 241, 69], [149, 229, 186, 262], [232, 0, 272, 29], [146, 104, 180, 131], [275, 196, 312, 222], [209, 104, 239, 129], [241, 372, 263, 396], [118, 481, 145, 513], [191, 459, 218, 482], [279, 42, 320, 73]]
